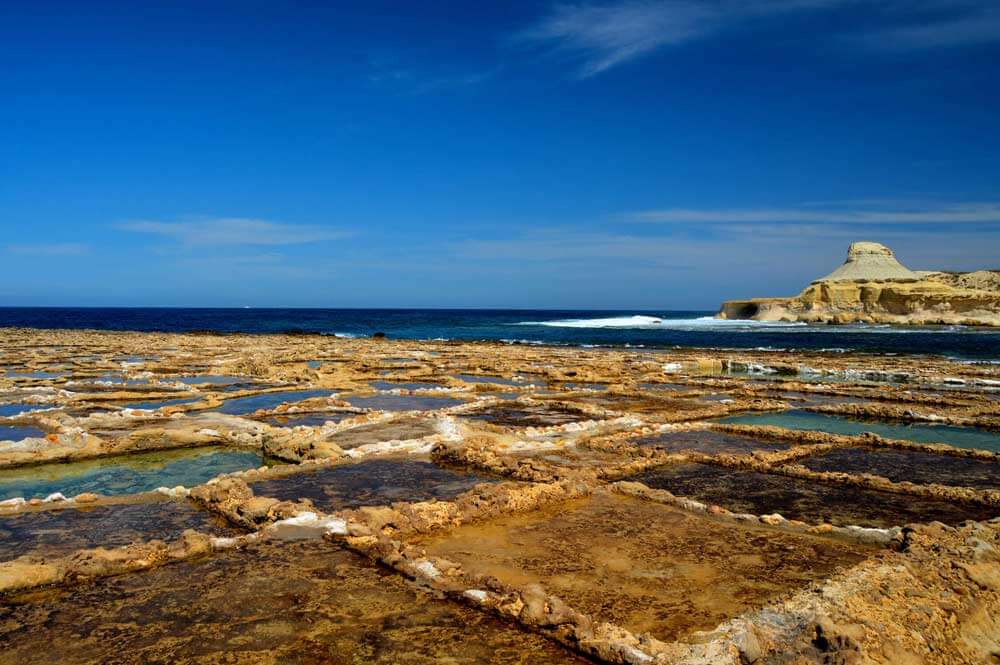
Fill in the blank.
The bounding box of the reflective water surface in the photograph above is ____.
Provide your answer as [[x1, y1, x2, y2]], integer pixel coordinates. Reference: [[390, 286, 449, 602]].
[[0, 499, 237, 562], [215, 390, 333, 415], [344, 394, 463, 412], [801, 447, 1000, 490], [719, 410, 1000, 452], [250, 459, 491, 511], [0, 425, 45, 442], [631, 429, 790, 455], [0, 404, 47, 418], [630, 462, 996, 527], [0, 447, 269, 500]]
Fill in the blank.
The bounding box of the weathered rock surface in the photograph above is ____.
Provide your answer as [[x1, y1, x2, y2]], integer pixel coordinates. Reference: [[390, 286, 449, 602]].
[[1, 326, 998, 664], [719, 242, 1000, 326]]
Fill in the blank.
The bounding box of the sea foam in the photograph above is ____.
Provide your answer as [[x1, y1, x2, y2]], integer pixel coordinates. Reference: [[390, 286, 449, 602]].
[[516, 315, 806, 330]]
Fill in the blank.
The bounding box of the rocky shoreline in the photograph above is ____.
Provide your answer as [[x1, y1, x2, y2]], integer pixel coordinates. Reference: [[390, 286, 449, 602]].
[[0, 327, 997, 664]]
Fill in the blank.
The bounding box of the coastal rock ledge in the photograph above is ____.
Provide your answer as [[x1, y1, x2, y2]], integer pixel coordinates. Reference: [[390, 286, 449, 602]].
[[718, 241, 1000, 326]]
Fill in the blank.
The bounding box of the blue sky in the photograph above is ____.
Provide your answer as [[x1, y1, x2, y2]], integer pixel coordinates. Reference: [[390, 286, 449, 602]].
[[2, 0, 999, 309]]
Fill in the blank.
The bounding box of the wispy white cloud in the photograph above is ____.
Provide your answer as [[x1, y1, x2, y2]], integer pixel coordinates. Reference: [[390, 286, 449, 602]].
[[118, 217, 350, 246], [448, 223, 1000, 303], [6, 243, 90, 256], [629, 202, 1000, 224], [517, 1, 717, 77], [519, 1, 1000, 76]]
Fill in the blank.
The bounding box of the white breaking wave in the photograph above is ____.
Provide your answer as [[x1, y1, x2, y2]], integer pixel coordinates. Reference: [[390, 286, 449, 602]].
[[518, 315, 664, 328], [516, 315, 806, 330], [514, 314, 998, 333]]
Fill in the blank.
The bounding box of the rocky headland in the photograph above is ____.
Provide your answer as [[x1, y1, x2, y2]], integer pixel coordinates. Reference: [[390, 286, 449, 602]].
[[718, 241, 1000, 326]]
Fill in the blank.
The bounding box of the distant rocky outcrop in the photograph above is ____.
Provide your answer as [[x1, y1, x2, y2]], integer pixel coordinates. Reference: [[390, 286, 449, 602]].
[[718, 242, 1000, 326]]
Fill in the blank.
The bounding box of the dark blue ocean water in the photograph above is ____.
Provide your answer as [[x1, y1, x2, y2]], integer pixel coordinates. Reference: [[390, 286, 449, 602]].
[[1, 308, 998, 360]]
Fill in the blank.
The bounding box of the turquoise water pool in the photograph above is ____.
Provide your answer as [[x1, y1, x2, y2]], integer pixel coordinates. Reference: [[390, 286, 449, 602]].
[[719, 410, 1000, 452], [0, 446, 270, 500]]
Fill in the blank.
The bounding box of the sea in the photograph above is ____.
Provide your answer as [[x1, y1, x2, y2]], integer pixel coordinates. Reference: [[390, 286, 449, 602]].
[[0, 308, 998, 361]]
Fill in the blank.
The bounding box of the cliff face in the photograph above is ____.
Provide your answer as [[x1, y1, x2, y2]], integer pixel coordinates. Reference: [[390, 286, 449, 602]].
[[922, 270, 1000, 292], [718, 243, 1000, 326]]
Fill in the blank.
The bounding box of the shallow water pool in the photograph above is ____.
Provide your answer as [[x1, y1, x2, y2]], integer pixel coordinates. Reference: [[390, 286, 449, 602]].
[[5, 370, 65, 379], [801, 447, 999, 490], [250, 458, 490, 510], [345, 394, 463, 412], [0, 446, 270, 500], [0, 403, 47, 418], [0, 425, 45, 442], [215, 389, 332, 415], [718, 409, 1000, 452], [629, 462, 996, 527], [632, 429, 790, 455], [0, 498, 237, 562]]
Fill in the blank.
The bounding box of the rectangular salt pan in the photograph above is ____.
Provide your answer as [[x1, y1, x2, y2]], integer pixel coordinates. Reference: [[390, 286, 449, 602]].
[[0, 446, 269, 500], [719, 410, 1000, 452]]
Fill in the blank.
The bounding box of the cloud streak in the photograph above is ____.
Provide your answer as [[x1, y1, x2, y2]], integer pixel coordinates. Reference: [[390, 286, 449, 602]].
[[629, 202, 1000, 224], [448, 223, 1000, 300], [518, 1, 718, 77], [119, 217, 350, 246], [519, 1, 1000, 76]]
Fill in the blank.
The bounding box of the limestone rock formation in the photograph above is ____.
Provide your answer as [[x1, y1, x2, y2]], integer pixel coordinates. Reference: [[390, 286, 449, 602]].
[[813, 241, 919, 283], [718, 241, 1000, 326]]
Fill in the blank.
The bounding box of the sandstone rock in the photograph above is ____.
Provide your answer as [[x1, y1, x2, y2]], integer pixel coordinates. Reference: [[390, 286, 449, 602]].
[[815, 242, 919, 283], [239, 496, 280, 522], [0, 559, 61, 593], [732, 625, 763, 663], [166, 530, 213, 559], [811, 615, 865, 663], [718, 242, 1000, 327]]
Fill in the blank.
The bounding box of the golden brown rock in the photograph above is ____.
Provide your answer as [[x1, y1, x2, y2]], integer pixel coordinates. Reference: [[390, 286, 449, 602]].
[[719, 242, 1000, 326]]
